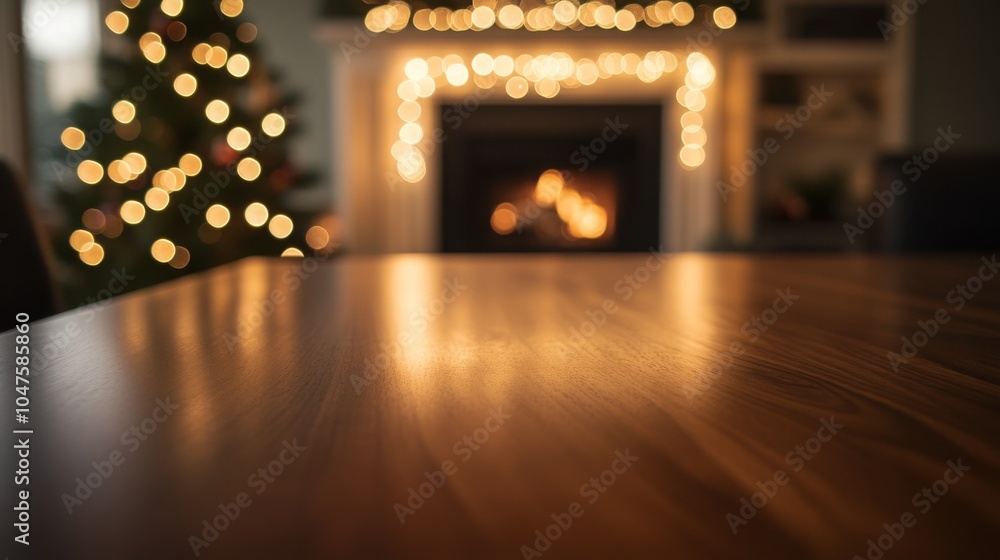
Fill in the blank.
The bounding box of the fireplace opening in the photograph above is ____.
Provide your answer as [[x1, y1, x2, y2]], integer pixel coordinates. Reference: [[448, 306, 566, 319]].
[[440, 104, 663, 252]]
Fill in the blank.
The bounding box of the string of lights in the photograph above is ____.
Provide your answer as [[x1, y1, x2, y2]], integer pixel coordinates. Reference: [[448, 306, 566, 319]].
[[364, 0, 738, 33]]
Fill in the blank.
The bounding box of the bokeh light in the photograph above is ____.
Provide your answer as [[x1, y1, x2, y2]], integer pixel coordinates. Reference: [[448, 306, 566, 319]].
[[206, 204, 231, 228], [244, 202, 268, 227]]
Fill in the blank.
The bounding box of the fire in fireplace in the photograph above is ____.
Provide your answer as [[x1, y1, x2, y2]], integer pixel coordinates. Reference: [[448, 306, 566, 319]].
[[440, 103, 662, 252]]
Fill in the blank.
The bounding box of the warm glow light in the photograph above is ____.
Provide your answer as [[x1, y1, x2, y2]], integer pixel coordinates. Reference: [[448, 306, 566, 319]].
[[682, 126, 707, 147], [398, 101, 421, 122], [672, 2, 694, 25], [82, 209, 106, 232], [103, 215, 124, 238], [268, 214, 293, 239], [120, 200, 146, 224], [145, 187, 169, 211], [179, 153, 202, 176], [112, 100, 136, 124], [173, 73, 197, 96], [534, 170, 565, 207], [227, 54, 250, 77], [713, 6, 737, 29], [245, 203, 269, 227], [168, 167, 187, 191], [169, 246, 191, 269], [506, 76, 529, 98], [140, 32, 162, 51], [556, 189, 583, 223], [227, 127, 252, 151], [490, 203, 518, 235], [167, 21, 186, 41], [205, 100, 230, 123], [237, 158, 261, 181], [554, 1, 578, 25], [680, 111, 704, 129], [679, 144, 706, 168], [106, 11, 129, 34], [399, 123, 423, 145], [446, 64, 470, 86], [306, 226, 330, 250], [122, 0, 140, 8], [391, 48, 714, 182], [160, 0, 182, 17], [143, 41, 166, 63], [151, 239, 176, 263], [471, 6, 495, 29], [152, 170, 176, 191], [79, 243, 104, 266], [192, 43, 211, 64], [206, 204, 231, 228], [281, 248, 305, 258], [237, 22, 257, 43], [684, 88, 707, 112], [61, 127, 85, 150], [70, 229, 94, 252], [219, 0, 243, 18], [405, 58, 429, 80], [498, 5, 524, 29], [262, 113, 286, 137], [615, 10, 637, 31], [595, 5, 616, 28], [107, 160, 132, 184], [207, 46, 228, 68], [123, 152, 147, 176], [493, 55, 515, 76], [472, 53, 494, 76], [78, 160, 104, 184], [570, 204, 608, 239]]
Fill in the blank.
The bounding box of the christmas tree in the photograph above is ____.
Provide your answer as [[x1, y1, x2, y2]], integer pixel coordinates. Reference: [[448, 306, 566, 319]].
[[54, 0, 328, 303]]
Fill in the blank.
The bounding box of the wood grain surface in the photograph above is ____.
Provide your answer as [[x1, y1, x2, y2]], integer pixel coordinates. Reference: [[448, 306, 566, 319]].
[[3, 254, 999, 559]]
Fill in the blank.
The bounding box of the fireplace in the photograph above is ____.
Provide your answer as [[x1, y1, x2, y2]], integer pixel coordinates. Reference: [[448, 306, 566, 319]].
[[440, 103, 662, 252], [321, 23, 727, 253]]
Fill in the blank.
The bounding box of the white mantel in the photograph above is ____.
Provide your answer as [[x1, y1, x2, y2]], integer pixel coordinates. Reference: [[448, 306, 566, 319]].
[[318, 4, 911, 253], [319, 23, 725, 253]]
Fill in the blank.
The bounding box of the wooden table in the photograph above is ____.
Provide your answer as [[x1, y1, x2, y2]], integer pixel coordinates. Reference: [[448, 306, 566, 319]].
[[4, 254, 999, 559]]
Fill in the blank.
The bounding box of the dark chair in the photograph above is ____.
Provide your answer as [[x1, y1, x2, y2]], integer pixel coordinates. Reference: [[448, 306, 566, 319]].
[[873, 154, 1000, 251], [0, 159, 60, 331]]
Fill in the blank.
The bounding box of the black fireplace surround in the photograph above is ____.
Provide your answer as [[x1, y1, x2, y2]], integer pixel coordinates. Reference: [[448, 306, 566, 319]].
[[440, 103, 663, 252]]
